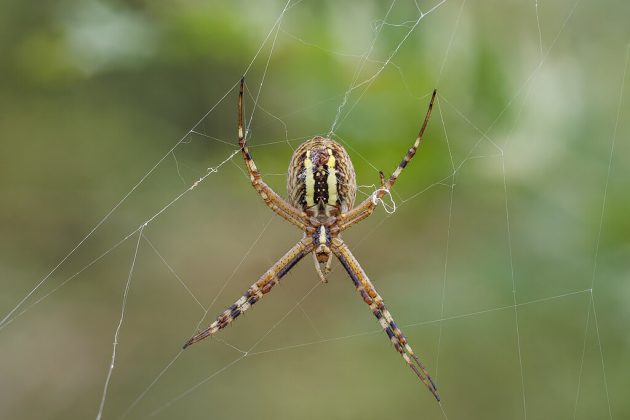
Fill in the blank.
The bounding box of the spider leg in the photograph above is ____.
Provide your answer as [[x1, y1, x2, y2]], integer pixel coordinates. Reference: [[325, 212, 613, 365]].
[[183, 237, 314, 349], [339, 90, 436, 231], [237, 77, 308, 230], [331, 237, 440, 401]]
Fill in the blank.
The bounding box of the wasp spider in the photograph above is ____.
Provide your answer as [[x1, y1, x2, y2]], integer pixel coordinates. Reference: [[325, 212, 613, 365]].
[[184, 78, 439, 401]]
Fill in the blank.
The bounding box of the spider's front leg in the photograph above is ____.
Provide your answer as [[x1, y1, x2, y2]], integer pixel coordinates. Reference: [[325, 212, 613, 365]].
[[183, 237, 314, 349], [237, 78, 308, 230], [339, 90, 436, 231], [331, 237, 440, 401]]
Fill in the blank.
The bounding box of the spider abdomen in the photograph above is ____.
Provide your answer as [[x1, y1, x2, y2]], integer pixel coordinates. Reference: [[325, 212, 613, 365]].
[[287, 137, 356, 216]]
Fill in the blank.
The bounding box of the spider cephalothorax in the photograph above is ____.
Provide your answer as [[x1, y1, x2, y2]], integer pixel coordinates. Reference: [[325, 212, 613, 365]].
[[183, 78, 440, 401]]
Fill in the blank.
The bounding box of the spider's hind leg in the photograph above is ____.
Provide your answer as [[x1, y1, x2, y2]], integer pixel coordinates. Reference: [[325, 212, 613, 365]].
[[183, 237, 313, 349], [332, 237, 440, 401]]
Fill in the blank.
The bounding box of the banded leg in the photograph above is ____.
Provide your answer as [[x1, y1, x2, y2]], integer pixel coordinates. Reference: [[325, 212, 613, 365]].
[[183, 237, 314, 349], [339, 90, 436, 232], [238, 78, 308, 230], [332, 238, 440, 401]]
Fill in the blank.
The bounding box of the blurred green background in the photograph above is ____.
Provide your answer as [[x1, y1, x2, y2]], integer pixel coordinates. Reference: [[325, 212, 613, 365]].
[[1, 0, 629, 419]]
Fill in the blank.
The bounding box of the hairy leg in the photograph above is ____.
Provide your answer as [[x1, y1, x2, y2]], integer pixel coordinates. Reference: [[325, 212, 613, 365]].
[[332, 237, 440, 401], [183, 237, 314, 348], [339, 90, 436, 231], [237, 78, 308, 230]]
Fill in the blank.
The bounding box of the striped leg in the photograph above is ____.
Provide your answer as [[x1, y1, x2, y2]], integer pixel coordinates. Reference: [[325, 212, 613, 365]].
[[332, 238, 440, 401], [183, 237, 313, 349], [237, 78, 308, 230], [339, 90, 436, 232]]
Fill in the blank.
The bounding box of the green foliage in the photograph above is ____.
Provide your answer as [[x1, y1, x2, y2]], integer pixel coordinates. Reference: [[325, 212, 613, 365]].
[[1, 1, 629, 419]]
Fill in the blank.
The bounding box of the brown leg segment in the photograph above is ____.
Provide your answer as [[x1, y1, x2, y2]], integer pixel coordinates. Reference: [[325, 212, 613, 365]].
[[237, 78, 309, 230], [183, 237, 313, 349], [332, 238, 440, 401], [339, 90, 436, 232]]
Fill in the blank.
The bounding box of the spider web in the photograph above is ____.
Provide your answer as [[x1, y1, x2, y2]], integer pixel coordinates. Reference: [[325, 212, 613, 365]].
[[1, 0, 628, 419]]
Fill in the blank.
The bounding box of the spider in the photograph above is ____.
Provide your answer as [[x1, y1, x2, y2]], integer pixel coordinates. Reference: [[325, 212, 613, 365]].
[[183, 78, 439, 401]]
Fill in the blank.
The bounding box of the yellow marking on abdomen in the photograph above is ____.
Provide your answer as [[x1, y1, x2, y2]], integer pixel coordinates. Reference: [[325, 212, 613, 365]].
[[304, 150, 315, 207], [326, 148, 338, 205]]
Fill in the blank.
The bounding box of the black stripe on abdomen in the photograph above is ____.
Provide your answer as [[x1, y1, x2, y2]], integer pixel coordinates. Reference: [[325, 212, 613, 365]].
[[313, 167, 329, 207]]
